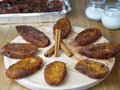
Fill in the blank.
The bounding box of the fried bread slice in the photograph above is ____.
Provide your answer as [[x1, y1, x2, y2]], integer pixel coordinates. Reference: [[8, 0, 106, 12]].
[[1, 43, 38, 59], [75, 59, 109, 79], [44, 61, 66, 85], [6, 56, 43, 79], [80, 42, 120, 59], [16, 25, 50, 47], [53, 18, 71, 39], [75, 28, 101, 46]]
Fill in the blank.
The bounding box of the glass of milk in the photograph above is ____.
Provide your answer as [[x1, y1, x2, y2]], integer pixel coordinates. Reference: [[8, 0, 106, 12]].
[[101, 3, 120, 29], [85, 0, 106, 21]]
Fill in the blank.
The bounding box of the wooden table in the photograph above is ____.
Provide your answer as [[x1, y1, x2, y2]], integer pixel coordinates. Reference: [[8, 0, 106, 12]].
[[0, 0, 120, 90]]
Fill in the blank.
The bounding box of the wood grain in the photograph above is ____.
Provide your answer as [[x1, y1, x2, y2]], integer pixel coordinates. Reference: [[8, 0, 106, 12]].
[[0, 0, 120, 90]]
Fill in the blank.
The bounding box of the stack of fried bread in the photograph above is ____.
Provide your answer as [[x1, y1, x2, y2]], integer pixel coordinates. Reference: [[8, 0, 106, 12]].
[[0, 0, 63, 14]]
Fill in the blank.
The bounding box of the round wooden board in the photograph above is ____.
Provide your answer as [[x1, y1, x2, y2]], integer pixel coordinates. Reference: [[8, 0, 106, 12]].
[[4, 26, 115, 90]]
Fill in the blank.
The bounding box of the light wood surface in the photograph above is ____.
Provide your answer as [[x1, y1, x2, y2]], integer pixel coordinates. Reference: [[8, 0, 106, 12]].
[[0, 0, 120, 90]]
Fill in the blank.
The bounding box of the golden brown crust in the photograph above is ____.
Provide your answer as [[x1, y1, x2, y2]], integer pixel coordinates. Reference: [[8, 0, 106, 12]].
[[75, 59, 109, 79], [1, 43, 38, 59], [53, 18, 71, 39], [16, 25, 50, 47], [6, 56, 43, 79], [44, 61, 66, 85], [80, 42, 120, 59], [75, 28, 101, 46]]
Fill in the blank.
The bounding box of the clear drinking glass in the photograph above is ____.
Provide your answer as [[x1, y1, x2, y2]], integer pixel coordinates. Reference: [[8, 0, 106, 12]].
[[85, 0, 106, 21], [101, 3, 120, 29], [118, 0, 120, 4]]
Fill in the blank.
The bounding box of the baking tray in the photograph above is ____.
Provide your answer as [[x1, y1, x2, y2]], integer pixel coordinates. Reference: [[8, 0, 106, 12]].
[[0, 0, 71, 24]]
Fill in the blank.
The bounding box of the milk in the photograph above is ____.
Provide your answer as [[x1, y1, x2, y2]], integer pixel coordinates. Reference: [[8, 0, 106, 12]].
[[85, 0, 105, 21], [85, 7, 104, 21], [101, 3, 120, 29]]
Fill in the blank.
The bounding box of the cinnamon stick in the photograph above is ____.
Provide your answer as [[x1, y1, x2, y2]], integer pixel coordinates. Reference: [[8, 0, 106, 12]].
[[44, 45, 54, 57], [54, 29, 61, 57], [60, 40, 73, 57]]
